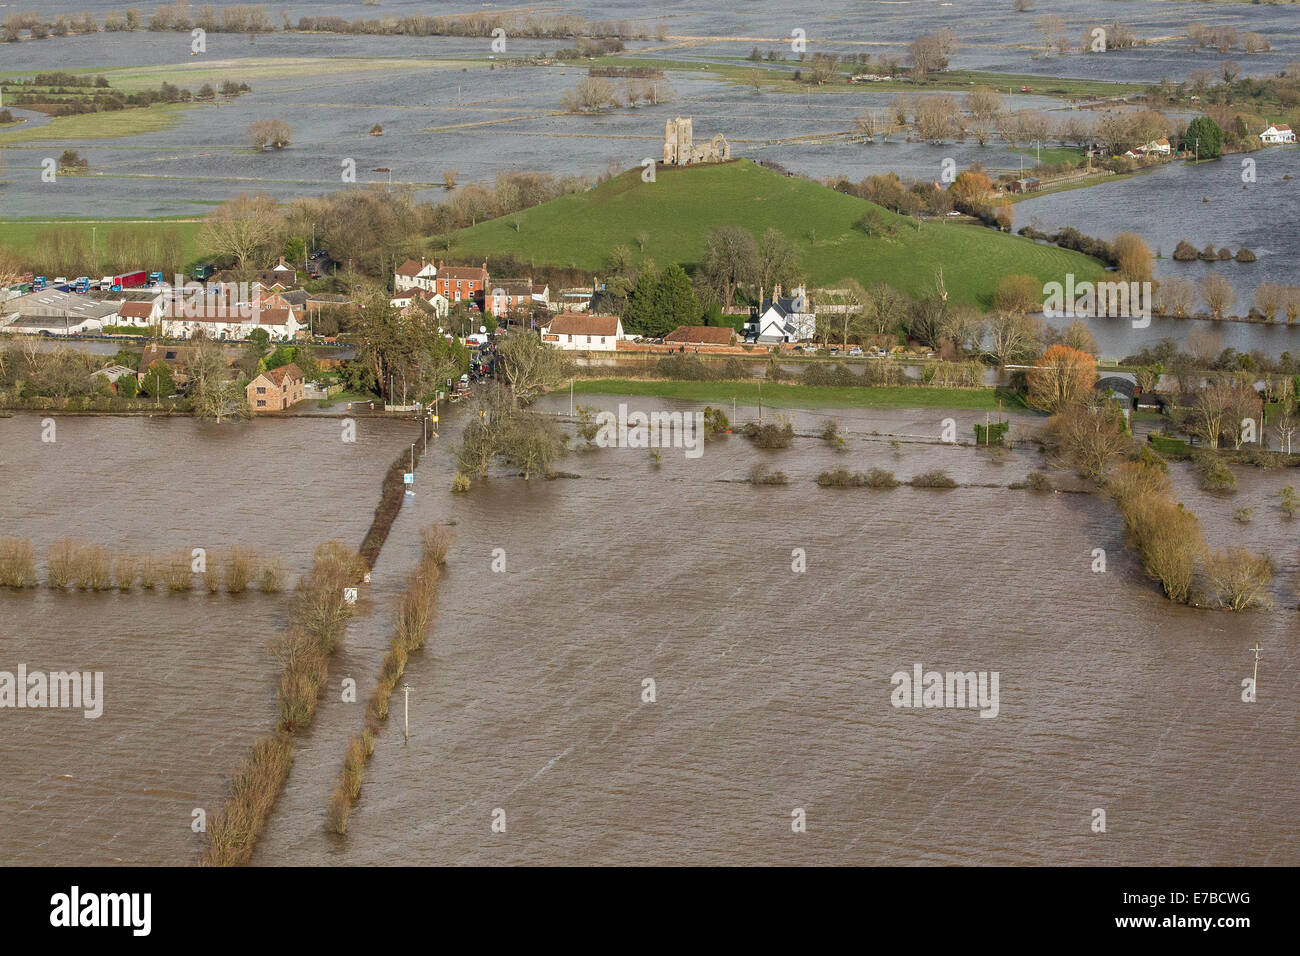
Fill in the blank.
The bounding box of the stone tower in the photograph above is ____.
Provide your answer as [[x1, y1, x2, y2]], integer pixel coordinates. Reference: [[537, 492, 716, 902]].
[[664, 116, 694, 165]]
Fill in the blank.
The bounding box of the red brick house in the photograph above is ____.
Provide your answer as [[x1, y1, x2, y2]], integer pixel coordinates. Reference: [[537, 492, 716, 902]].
[[246, 362, 305, 412], [435, 261, 489, 308]]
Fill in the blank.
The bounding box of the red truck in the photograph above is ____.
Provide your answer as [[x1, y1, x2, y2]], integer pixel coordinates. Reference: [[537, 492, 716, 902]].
[[101, 270, 148, 291]]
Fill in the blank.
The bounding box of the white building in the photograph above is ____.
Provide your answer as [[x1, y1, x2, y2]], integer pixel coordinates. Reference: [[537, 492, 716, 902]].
[[161, 304, 301, 341], [1261, 123, 1295, 145], [541, 313, 624, 351], [392, 287, 449, 319], [113, 300, 162, 328], [394, 258, 438, 293], [749, 285, 816, 343]]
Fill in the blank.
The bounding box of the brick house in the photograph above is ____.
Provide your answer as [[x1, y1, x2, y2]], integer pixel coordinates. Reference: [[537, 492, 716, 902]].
[[246, 362, 305, 412], [486, 278, 535, 318], [435, 261, 489, 308]]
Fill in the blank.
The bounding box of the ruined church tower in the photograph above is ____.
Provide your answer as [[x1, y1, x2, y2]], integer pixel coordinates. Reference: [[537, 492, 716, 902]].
[[664, 116, 694, 165]]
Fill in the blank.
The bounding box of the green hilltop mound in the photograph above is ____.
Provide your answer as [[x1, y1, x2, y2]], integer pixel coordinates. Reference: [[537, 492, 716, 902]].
[[443, 159, 1103, 307]]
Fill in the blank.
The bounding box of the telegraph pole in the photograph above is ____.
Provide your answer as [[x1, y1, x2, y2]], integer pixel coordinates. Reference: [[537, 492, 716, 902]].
[[1251, 643, 1262, 697], [403, 683, 410, 742]]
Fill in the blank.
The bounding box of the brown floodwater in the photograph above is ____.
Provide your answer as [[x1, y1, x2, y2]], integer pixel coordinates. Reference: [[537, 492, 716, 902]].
[[2, 400, 1297, 866], [0, 411, 417, 865]]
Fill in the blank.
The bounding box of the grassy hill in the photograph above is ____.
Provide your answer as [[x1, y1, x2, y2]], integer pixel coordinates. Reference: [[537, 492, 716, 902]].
[[443, 159, 1104, 307]]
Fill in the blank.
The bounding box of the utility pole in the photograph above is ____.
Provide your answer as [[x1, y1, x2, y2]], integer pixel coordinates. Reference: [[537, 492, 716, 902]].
[[403, 683, 410, 742], [1251, 643, 1262, 697], [570, 377, 574, 416]]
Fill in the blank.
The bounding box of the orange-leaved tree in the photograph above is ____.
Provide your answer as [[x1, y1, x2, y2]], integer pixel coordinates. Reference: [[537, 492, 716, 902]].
[[1027, 344, 1097, 412]]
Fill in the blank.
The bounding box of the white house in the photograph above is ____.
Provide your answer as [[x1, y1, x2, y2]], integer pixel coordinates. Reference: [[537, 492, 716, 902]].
[[113, 300, 162, 328], [394, 258, 437, 293], [392, 287, 449, 319], [749, 285, 816, 343], [161, 302, 301, 341], [1261, 123, 1295, 145], [1125, 138, 1171, 158], [541, 313, 623, 351]]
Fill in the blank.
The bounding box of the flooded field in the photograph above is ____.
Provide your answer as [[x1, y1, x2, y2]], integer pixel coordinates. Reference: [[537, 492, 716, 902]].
[[0, 411, 417, 865], [1023, 147, 1300, 338], [2, 400, 1297, 865]]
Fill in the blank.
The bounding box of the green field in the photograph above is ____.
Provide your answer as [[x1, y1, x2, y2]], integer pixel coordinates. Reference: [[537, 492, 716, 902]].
[[0, 103, 193, 143], [571, 378, 1031, 412], [0, 218, 206, 263], [445, 160, 1105, 307]]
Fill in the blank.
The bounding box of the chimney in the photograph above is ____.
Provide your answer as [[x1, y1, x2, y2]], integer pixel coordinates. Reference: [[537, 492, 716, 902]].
[[774, 282, 782, 300]]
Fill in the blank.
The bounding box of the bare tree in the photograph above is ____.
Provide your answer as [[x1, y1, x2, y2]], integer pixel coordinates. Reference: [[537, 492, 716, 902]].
[[248, 118, 291, 150], [199, 194, 284, 273]]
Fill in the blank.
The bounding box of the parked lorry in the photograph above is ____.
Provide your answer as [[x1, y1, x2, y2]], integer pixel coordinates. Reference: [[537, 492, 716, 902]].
[[102, 270, 148, 291], [147, 272, 164, 287], [192, 263, 215, 281], [73, 277, 91, 293], [33, 276, 47, 290]]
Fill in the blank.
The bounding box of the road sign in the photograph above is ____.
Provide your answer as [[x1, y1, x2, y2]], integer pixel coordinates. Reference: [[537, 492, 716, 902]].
[[343, 587, 358, 605], [403, 472, 413, 484]]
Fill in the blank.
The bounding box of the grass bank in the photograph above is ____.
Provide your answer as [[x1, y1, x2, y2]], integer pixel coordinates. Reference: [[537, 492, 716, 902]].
[[570, 378, 1030, 412]]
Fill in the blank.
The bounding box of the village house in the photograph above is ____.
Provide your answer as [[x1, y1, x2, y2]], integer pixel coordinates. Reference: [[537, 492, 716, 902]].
[[1125, 138, 1171, 159], [394, 257, 438, 293], [664, 325, 737, 347], [114, 300, 162, 328], [434, 261, 489, 307], [541, 313, 624, 351], [392, 287, 449, 319], [486, 278, 537, 318], [246, 362, 306, 412], [161, 303, 302, 341], [1260, 123, 1295, 145], [748, 285, 816, 343]]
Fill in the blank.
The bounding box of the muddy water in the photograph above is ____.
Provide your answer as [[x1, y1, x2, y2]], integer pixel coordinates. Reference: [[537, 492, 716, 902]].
[[0, 412, 417, 865], [252, 395, 1298, 866]]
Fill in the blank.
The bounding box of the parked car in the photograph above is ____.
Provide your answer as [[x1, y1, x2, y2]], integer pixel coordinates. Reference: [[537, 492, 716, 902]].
[[848, 347, 864, 356]]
